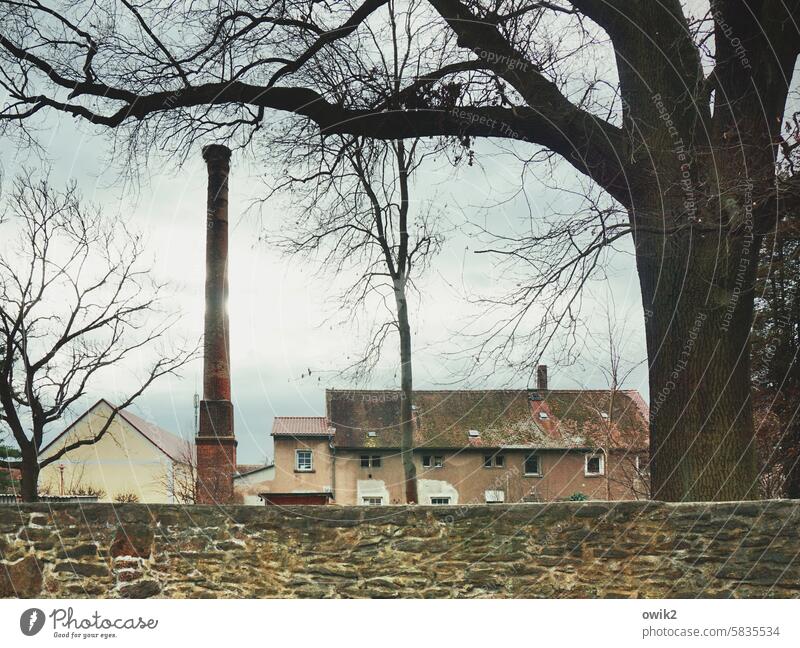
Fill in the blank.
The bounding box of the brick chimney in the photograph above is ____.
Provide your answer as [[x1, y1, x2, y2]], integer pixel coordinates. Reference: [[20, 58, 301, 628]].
[[196, 144, 237, 504], [536, 364, 548, 391]]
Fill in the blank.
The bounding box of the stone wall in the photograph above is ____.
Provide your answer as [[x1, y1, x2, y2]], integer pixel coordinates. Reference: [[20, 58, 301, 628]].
[[1, 501, 799, 598]]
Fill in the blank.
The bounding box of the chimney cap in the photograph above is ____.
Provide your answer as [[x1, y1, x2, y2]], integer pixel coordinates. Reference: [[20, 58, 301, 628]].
[[202, 143, 232, 163]]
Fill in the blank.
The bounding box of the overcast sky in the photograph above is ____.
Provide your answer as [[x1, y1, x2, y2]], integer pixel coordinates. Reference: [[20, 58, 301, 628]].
[[1, 110, 648, 464]]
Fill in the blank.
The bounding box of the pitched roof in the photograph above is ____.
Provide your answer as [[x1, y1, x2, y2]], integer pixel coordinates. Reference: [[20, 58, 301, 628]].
[[116, 406, 195, 463], [271, 416, 332, 437], [235, 463, 274, 478], [326, 389, 648, 450], [41, 399, 194, 464]]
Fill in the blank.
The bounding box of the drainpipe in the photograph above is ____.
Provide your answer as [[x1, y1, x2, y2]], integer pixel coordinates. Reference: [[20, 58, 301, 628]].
[[328, 433, 336, 502]]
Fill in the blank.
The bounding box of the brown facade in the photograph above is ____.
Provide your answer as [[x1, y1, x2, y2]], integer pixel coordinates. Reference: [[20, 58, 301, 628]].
[[265, 436, 644, 505]]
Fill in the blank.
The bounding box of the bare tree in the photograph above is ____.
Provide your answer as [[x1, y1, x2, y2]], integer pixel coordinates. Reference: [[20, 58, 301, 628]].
[[271, 135, 442, 503], [575, 298, 649, 499], [265, 2, 446, 503], [0, 173, 197, 501], [156, 439, 197, 504], [1, 0, 799, 500]]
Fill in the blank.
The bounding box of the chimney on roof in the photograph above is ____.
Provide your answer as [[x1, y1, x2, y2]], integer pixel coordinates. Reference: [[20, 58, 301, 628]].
[[195, 144, 237, 505], [536, 364, 548, 391]]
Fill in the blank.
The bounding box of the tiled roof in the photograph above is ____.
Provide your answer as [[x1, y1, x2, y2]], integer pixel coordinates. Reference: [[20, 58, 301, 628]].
[[326, 389, 648, 450], [271, 416, 332, 437]]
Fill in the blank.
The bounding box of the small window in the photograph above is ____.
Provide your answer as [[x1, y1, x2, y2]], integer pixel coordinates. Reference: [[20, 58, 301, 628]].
[[360, 455, 370, 468], [524, 454, 541, 475], [360, 455, 381, 468], [367, 431, 377, 437], [422, 455, 432, 468], [468, 429, 480, 438], [601, 412, 609, 419], [485, 490, 505, 503], [371, 455, 381, 468], [295, 449, 313, 472], [483, 454, 504, 468], [585, 453, 604, 476], [538, 411, 549, 420], [434, 455, 444, 467], [362, 496, 383, 506], [430, 497, 450, 505]]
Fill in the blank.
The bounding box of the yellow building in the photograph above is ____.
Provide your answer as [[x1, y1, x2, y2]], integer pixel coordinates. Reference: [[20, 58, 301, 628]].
[[38, 400, 195, 504]]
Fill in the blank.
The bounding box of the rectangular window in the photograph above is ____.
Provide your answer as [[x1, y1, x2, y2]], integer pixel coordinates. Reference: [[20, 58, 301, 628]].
[[484, 454, 505, 468], [360, 455, 370, 468], [585, 454, 604, 476], [430, 497, 450, 505], [362, 497, 383, 506], [295, 449, 313, 472], [524, 454, 541, 475], [434, 455, 444, 467], [360, 455, 382, 468], [371, 455, 381, 468], [485, 490, 505, 503], [422, 455, 431, 468]]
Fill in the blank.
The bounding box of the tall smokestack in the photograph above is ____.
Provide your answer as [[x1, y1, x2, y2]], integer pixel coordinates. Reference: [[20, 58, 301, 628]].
[[536, 364, 548, 391], [196, 144, 237, 504]]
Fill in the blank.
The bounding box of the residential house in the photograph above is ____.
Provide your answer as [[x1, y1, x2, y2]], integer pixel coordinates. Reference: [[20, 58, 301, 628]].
[[38, 400, 195, 504], [260, 382, 649, 505]]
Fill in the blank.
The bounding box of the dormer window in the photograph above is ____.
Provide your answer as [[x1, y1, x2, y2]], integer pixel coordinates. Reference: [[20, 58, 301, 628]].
[[367, 431, 377, 437], [468, 429, 480, 438], [601, 412, 609, 419], [538, 411, 549, 420]]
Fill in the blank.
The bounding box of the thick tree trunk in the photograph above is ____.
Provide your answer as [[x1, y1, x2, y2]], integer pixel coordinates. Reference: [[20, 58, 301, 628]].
[[635, 197, 760, 501], [20, 449, 39, 502], [394, 280, 417, 503]]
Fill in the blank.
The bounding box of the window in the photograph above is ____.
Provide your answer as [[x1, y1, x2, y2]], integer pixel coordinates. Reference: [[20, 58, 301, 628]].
[[362, 496, 383, 506], [360, 455, 381, 468], [295, 449, 313, 472], [483, 454, 505, 468], [485, 490, 505, 503], [585, 453, 604, 476], [468, 429, 480, 438], [524, 454, 541, 476], [430, 497, 450, 505], [422, 455, 444, 468], [538, 411, 549, 420]]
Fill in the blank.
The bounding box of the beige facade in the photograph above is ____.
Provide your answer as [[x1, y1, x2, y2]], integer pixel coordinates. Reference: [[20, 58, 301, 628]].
[[264, 438, 644, 505], [38, 400, 193, 504]]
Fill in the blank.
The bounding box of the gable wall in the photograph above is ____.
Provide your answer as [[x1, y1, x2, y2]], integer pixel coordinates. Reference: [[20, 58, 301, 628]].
[[38, 402, 176, 503]]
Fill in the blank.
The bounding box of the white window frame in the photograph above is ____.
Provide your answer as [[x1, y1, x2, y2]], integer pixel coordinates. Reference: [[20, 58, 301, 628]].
[[585, 453, 605, 476], [295, 449, 313, 472], [524, 453, 542, 476], [362, 496, 383, 506], [430, 497, 450, 505]]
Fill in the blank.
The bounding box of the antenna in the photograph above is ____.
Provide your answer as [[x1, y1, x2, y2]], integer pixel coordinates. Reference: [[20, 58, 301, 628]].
[[193, 391, 200, 435]]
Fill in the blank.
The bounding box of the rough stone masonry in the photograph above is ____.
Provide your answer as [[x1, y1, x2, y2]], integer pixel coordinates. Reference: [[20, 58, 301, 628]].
[[1, 501, 799, 598]]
